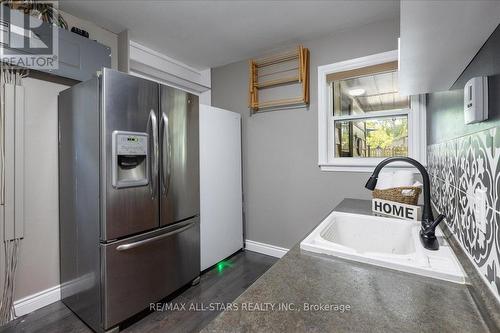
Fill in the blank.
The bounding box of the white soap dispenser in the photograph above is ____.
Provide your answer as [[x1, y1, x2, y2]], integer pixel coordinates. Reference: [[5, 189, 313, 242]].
[[464, 76, 488, 124]]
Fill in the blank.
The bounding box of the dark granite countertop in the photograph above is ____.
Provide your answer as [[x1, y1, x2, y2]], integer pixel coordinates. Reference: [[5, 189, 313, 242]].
[[202, 199, 499, 333]]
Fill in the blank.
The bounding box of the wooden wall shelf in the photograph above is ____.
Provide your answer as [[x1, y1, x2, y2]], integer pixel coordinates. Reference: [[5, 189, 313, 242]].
[[248, 45, 309, 112]]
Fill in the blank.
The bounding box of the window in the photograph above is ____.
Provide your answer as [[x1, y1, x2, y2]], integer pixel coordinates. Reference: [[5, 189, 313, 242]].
[[318, 51, 426, 172]]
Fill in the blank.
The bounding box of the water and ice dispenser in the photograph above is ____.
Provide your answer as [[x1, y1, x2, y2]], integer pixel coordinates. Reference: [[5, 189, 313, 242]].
[[112, 131, 149, 188]]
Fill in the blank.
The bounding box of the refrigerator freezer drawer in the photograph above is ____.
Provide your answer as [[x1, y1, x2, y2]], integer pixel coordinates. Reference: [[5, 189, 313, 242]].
[[101, 217, 200, 330]]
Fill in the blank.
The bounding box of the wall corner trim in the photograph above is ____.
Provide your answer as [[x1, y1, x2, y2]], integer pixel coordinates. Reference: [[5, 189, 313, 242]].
[[13, 284, 61, 317], [245, 239, 289, 258]]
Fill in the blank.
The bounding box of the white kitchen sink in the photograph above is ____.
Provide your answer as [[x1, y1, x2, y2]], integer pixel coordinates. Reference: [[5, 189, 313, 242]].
[[300, 211, 466, 283]]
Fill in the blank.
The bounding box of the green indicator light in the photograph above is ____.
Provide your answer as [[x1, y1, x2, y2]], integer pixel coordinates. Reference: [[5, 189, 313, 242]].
[[216, 260, 233, 273]]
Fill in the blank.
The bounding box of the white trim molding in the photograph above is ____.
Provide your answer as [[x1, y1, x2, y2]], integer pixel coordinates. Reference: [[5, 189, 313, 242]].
[[14, 284, 61, 317], [129, 41, 211, 94], [245, 240, 289, 258], [317, 50, 426, 173]]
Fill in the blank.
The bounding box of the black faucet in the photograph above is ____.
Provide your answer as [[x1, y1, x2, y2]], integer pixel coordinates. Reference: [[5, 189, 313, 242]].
[[365, 157, 445, 250]]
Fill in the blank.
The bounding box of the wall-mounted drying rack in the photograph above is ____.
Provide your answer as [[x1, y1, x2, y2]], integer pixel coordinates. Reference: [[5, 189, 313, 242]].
[[248, 45, 309, 113]]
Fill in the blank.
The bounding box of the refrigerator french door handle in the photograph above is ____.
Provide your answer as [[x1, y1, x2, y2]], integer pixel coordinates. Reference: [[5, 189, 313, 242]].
[[160, 112, 171, 196], [115, 220, 195, 251], [147, 109, 159, 199]]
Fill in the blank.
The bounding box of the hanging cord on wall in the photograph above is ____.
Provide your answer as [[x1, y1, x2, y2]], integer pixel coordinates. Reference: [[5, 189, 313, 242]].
[[0, 239, 19, 324], [0, 62, 28, 325]]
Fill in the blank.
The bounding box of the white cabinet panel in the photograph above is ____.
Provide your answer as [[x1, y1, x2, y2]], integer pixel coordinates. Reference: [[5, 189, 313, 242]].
[[200, 105, 243, 271]]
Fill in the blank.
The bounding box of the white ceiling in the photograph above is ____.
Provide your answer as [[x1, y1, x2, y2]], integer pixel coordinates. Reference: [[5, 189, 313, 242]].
[[59, 0, 399, 69]]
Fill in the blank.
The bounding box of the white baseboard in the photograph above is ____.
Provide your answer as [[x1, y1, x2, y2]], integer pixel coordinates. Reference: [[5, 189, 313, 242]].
[[14, 284, 61, 317], [245, 239, 289, 258]]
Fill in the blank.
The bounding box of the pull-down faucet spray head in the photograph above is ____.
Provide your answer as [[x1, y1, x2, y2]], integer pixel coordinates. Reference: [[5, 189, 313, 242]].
[[364, 176, 378, 191]]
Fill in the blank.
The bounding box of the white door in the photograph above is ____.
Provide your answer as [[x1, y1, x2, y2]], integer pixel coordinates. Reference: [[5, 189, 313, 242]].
[[200, 105, 243, 270]]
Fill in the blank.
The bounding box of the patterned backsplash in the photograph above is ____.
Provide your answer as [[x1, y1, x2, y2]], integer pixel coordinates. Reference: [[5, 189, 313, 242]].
[[428, 126, 500, 300]]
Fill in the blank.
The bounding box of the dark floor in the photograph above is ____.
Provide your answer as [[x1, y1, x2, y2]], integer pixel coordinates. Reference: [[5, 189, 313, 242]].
[[1, 250, 277, 333]]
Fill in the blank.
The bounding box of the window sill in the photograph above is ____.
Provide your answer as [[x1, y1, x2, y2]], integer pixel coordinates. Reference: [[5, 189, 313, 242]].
[[319, 161, 425, 173]]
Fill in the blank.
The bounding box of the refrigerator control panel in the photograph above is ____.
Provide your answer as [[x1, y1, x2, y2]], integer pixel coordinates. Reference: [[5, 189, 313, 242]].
[[112, 131, 149, 188], [116, 133, 148, 155]]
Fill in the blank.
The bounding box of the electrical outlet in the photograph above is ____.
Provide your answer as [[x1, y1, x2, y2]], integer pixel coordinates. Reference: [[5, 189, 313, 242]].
[[474, 188, 487, 233]]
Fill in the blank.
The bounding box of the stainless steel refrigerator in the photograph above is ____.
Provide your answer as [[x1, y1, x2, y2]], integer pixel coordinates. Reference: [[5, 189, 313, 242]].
[[58, 68, 200, 332]]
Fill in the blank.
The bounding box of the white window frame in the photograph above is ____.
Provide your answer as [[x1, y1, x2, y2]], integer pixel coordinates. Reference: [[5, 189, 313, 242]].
[[318, 50, 426, 172]]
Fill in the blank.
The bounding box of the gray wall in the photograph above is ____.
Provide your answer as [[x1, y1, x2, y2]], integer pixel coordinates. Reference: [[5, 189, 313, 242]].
[[211, 19, 399, 248]]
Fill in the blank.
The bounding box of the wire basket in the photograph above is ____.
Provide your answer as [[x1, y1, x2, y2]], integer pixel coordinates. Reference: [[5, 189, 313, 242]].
[[373, 186, 421, 206]]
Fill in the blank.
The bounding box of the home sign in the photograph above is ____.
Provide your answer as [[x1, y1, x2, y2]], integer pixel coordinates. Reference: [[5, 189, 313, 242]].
[[372, 198, 422, 221]]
